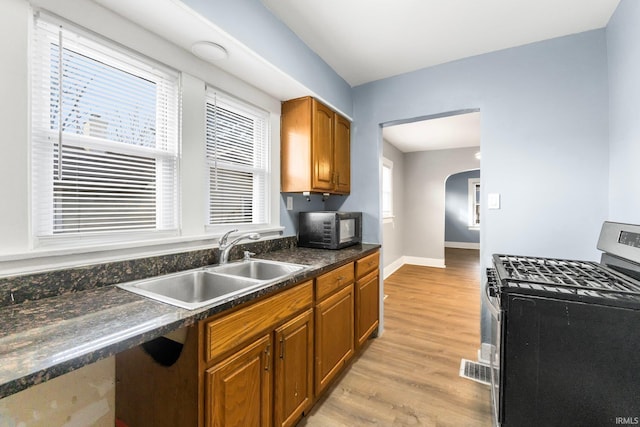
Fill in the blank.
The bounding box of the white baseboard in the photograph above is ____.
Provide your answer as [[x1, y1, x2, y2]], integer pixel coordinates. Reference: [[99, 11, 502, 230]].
[[404, 256, 446, 268], [383, 257, 405, 279], [383, 255, 446, 279], [445, 241, 480, 250]]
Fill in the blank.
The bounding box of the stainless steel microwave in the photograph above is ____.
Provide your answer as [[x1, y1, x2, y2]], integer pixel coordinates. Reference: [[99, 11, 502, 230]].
[[298, 211, 362, 249]]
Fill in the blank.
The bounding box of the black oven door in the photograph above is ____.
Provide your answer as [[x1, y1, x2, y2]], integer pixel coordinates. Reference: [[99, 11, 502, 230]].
[[501, 294, 640, 426]]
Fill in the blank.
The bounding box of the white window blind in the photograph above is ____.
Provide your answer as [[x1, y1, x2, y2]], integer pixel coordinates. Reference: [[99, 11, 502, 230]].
[[31, 14, 180, 242], [205, 91, 269, 226]]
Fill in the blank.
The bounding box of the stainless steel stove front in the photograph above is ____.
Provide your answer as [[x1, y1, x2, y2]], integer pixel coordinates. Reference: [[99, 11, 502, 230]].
[[483, 268, 501, 426]]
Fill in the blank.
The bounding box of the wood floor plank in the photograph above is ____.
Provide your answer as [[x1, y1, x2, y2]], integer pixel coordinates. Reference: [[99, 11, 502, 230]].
[[298, 248, 492, 426]]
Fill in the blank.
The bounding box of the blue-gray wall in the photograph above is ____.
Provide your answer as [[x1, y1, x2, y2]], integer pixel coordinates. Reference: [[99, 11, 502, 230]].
[[445, 170, 481, 244], [341, 30, 609, 343], [345, 30, 609, 261], [280, 193, 340, 237], [607, 0, 640, 223]]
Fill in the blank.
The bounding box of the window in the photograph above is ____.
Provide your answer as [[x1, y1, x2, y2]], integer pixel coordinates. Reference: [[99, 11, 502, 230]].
[[468, 178, 480, 229], [31, 14, 180, 244], [205, 91, 269, 227], [382, 157, 393, 220]]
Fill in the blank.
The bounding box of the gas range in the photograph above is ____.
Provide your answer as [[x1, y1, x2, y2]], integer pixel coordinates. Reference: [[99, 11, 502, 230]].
[[485, 221, 640, 427]]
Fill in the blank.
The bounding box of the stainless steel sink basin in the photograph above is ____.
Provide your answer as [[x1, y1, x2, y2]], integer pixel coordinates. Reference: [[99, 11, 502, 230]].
[[209, 259, 307, 280], [118, 269, 264, 310], [118, 259, 308, 310]]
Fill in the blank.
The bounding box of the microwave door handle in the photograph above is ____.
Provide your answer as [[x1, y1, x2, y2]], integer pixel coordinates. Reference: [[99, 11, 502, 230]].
[[483, 280, 501, 322]]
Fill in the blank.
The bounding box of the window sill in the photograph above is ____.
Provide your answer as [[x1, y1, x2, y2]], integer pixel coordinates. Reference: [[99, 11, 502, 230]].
[[0, 226, 285, 276]]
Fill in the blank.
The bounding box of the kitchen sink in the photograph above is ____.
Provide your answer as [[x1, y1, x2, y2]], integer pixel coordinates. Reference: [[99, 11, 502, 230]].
[[118, 259, 308, 310], [118, 269, 264, 310], [208, 259, 307, 281]]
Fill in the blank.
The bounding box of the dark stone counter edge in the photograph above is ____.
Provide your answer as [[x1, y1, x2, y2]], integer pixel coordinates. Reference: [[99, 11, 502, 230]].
[[0, 244, 381, 399]]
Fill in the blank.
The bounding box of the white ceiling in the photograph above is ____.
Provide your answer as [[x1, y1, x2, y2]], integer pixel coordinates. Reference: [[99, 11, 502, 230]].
[[261, 0, 620, 87], [383, 112, 481, 153]]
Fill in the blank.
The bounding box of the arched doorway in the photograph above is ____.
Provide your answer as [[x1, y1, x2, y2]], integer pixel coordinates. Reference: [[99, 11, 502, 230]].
[[445, 169, 480, 249]]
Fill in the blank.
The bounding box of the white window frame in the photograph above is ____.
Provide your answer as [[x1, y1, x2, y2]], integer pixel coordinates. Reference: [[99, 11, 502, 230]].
[[205, 89, 270, 232], [30, 13, 180, 248], [382, 157, 394, 223], [468, 178, 480, 230]]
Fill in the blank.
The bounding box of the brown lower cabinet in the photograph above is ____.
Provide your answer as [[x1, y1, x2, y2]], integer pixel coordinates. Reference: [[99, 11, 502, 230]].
[[355, 251, 380, 348], [116, 250, 380, 427], [274, 309, 314, 427], [314, 282, 354, 395], [206, 334, 272, 427]]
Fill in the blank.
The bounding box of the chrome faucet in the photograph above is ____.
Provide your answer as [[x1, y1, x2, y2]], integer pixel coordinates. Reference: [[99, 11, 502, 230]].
[[218, 229, 261, 264]]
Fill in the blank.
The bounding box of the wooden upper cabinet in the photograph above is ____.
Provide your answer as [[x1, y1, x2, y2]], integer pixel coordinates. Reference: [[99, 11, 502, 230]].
[[333, 114, 351, 194], [311, 101, 334, 191], [281, 96, 350, 194]]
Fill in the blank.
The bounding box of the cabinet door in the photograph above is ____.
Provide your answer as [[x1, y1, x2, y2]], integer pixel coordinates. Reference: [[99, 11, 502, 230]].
[[333, 114, 350, 194], [274, 309, 314, 427], [356, 270, 380, 348], [311, 100, 334, 191], [206, 334, 272, 427], [315, 284, 354, 395]]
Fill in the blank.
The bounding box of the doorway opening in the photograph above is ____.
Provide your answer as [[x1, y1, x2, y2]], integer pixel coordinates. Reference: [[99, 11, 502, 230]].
[[381, 109, 481, 276], [444, 169, 481, 264]]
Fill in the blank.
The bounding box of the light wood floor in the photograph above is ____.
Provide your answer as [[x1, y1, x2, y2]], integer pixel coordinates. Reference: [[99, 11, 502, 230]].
[[298, 248, 492, 426]]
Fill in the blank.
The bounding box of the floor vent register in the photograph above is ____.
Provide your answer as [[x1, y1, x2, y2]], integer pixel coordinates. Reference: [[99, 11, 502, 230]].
[[459, 359, 491, 386]]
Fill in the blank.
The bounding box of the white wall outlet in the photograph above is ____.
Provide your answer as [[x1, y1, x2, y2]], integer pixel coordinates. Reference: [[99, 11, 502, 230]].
[[286, 196, 293, 211], [488, 193, 501, 210]]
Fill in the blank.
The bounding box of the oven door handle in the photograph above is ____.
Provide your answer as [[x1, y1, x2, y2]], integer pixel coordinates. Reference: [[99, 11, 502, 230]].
[[483, 279, 501, 322]]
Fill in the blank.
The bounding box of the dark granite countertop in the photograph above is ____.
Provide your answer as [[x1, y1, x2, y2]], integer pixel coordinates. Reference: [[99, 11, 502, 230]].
[[0, 244, 380, 399]]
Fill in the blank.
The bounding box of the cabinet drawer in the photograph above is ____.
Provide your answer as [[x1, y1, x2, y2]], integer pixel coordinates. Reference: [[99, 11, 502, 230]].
[[355, 251, 379, 279], [204, 281, 313, 363], [315, 263, 354, 301]]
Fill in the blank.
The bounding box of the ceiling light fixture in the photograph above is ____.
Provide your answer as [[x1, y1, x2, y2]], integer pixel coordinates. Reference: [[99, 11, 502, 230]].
[[191, 41, 228, 62]]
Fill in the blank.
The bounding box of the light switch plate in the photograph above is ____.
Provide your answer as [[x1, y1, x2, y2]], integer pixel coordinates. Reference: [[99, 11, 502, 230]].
[[488, 193, 500, 210], [286, 196, 293, 211]]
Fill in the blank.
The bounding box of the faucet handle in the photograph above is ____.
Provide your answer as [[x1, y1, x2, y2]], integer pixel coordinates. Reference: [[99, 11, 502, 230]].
[[243, 251, 256, 261], [219, 229, 238, 246]]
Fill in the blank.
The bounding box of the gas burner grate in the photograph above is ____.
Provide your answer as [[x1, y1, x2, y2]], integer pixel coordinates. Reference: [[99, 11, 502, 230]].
[[493, 254, 640, 296]]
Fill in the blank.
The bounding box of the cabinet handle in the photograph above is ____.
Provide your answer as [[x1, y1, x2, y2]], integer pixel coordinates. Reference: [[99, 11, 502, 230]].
[[279, 336, 285, 359], [265, 344, 271, 371], [337, 276, 345, 281]]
